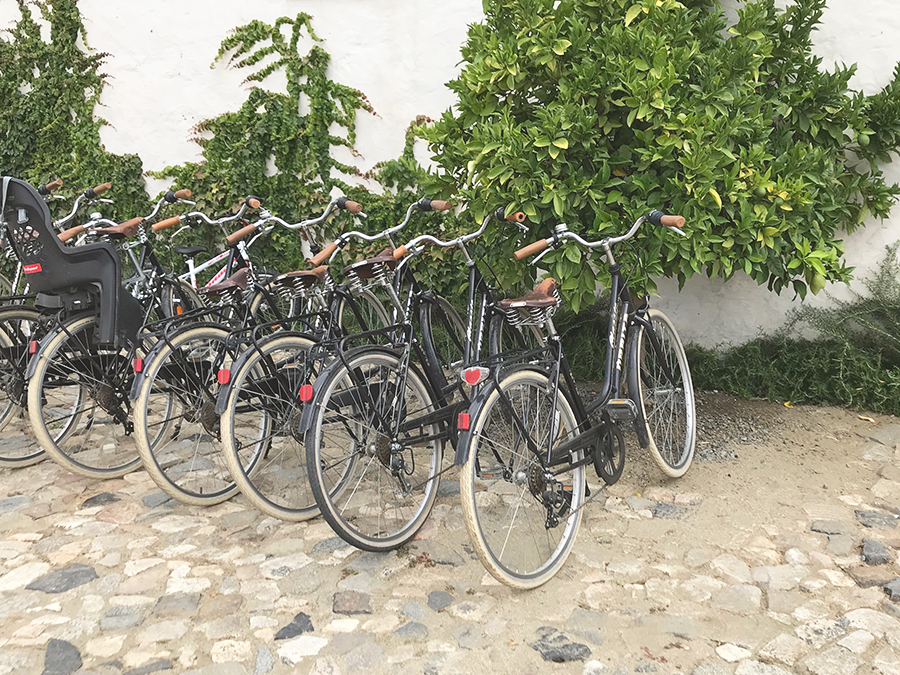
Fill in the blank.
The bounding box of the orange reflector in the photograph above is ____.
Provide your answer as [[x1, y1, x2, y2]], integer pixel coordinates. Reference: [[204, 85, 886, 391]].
[[175, 304, 184, 315], [29, 340, 37, 354], [299, 384, 313, 402], [133, 358, 143, 373], [217, 369, 231, 385], [457, 412, 470, 430]]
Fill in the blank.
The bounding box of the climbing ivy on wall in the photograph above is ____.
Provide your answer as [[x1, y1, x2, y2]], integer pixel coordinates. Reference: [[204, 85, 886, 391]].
[[0, 0, 148, 219]]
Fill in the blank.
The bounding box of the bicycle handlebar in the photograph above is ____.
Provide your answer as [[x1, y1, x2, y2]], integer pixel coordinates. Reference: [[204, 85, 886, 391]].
[[393, 207, 525, 260], [226, 223, 258, 245], [57, 224, 85, 243], [514, 211, 687, 261], [38, 179, 63, 196], [152, 216, 183, 232]]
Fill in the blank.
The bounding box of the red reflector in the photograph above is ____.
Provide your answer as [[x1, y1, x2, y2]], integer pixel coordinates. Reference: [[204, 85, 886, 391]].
[[29, 340, 38, 354], [23, 263, 42, 274], [457, 413, 470, 430], [133, 358, 143, 373], [464, 369, 481, 385], [299, 384, 313, 402], [217, 369, 231, 385]]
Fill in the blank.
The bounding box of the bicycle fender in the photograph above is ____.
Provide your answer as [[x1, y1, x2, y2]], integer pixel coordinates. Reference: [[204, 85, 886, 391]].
[[213, 329, 321, 415], [453, 363, 553, 467], [296, 344, 404, 438], [25, 312, 95, 380], [625, 326, 651, 449], [132, 321, 230, 402]]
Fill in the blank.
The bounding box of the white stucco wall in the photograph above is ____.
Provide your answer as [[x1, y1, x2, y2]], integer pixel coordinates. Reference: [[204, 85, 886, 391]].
[[2, 0, 899, 347]]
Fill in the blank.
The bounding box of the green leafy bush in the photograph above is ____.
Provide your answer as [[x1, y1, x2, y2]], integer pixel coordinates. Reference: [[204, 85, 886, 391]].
[[421, 0, 900, 311]]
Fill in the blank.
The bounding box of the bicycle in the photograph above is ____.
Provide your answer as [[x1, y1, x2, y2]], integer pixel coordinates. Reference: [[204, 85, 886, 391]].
[[455, 210, 695, 588], [10, 182, 215, 478], [128, 196, 382, 505], [299, 206, 535, 550], [214, 197, 462, 519]]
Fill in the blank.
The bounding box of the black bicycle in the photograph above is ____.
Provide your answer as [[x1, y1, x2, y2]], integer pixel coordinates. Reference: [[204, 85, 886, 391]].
[[300, 206, 536, 551], [456, 210, 696, 588]]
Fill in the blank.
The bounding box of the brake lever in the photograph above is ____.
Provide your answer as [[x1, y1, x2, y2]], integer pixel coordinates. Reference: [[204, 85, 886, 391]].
[[666, 226, 688, 237], [178, 199, 197, 206], [532, 246, 553, 267]]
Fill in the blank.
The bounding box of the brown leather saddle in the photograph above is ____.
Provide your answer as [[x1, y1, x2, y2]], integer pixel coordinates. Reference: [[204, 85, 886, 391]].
[[498, 278, 559, 310]]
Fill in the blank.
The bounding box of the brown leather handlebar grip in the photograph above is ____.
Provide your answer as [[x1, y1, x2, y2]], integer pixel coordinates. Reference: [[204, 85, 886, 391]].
[[506, 211, 526, 223], [152, 216, 183, 232], [226, 223, 257, 245], [58, 224, 85, 242], [310, 241, 338, 266], [431, 200, 452, 212], [514, 239, 550, 261], [660, 214, 686, 228], [173, 189, 192, 200], [93, 182, 112, 195], [344, 200, 363, 214], [247, 198, 261, 209], [46, 179, 63, 193], [393, 246, 409, 260]]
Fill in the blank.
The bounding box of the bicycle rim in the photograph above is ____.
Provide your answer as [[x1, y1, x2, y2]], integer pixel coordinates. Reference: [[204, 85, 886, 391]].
[[460, 369, 585, 588]]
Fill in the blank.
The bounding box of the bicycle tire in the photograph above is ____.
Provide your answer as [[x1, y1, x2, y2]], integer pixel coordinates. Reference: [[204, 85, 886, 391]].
[[459, 368, 585, 589], [0, 305, 46, 467], [304, 348, 443, 551], [419, 294, 466, 387], [219, 333, 320, 520], [628, 308, 695, 478], [163, 279, 205, 318], [27, 315, 144, 478], [133, 324, 241, 505], [335, 287, 392, 342], [487, 311, 545, 356]]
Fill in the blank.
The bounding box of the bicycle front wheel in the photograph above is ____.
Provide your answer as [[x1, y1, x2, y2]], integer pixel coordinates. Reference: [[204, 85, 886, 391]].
[[460, 368, 585, 589], [305, 349, 443, 551], [629, 308, 695, 478]]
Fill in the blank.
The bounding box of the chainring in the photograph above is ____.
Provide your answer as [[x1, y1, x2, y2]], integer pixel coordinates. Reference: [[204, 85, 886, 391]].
[[594, 421, 625, 485]]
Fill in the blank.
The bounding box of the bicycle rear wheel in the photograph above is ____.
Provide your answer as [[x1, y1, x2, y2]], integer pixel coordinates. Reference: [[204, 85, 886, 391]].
[[27, 315, 144, 478], [133, 325, 241, 505], [219, 333, 319, 520], [304, 349, 443, 551], [460, 368, 585, 589], [0, 306, 45, 467], [629, 308, 695, 478]]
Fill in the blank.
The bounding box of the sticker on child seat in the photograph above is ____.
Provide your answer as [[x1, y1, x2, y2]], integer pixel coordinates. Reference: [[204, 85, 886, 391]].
[[23, 263, 42, 274]]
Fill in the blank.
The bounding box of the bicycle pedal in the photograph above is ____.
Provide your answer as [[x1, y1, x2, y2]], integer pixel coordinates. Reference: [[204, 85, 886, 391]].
[[604, 399, 636, 422]]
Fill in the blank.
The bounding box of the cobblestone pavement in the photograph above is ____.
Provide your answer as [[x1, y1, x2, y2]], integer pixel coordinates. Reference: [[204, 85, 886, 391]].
[[1, 398, 899, 675]]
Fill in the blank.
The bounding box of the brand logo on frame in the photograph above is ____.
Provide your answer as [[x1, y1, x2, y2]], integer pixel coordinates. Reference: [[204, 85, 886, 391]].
[[22, 263, 42, 274]]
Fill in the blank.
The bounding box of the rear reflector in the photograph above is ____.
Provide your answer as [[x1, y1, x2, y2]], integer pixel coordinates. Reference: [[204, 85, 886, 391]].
[[457, 412, 470, 430], [217, 369, 231, 385], [29, 340, 37, 354], [299, 384, 313, 402], [133, 358, 143, 373], [461, 367, 489, 386]]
